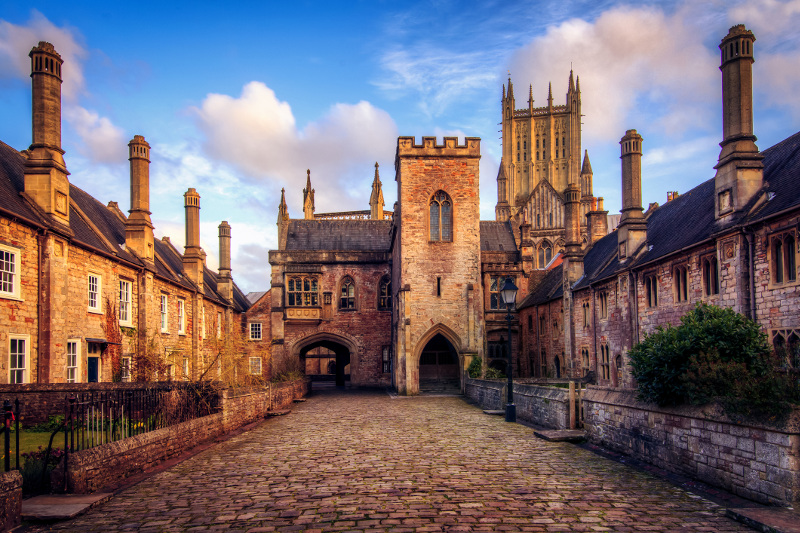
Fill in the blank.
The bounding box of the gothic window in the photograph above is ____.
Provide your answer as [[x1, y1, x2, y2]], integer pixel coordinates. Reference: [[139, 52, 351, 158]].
[[536, 151, 539, 161], [537, 214, 541, 227], [524, 140, 527, 150], [581, 347, 590, 376], [528, 315, 533, 331], [339, 276, 355, 309], [582, 302, 590, 328], [382, 346, 391, 373], [543, 139, 546, 149], [489, 275, 514, 310], [599, 291, 608, 319], [537, 242, 553, 268], [556, 138, 559, 147], [674, 265, 688, 302], [517, 140, 520, 150], [771, 233, 797, 284], [538, 315, 546, 336], [517, 152, 520, 162], [772, 329, 800, 369], [287, 276, 319, 306], [540, 347, 547, 377], [614, 354, 623, 387], [600, 344, 610, 380], [702, 256, 719, 296], [548, 213, 553, 226], [524, 152, 527, 161], [536, 138, 539, 149], [429, 191, 453, 242], [378, 277, 392, 310], [644, 273, 658, 308]]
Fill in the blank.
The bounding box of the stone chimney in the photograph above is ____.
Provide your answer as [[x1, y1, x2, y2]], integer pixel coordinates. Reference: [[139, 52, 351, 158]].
[[24, 42, 70, 226], [369, 162, 385, 220], [617, 130, 647, 260], [126, 135, 154, 262], [714, 25, 763, 220], [182, 188, 204, 288], [217, 221, 233, 300], [586, 197, 609, 247], [563, 183, 583, 282]]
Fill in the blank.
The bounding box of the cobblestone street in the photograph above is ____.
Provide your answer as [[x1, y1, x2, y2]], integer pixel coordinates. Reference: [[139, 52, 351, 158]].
[[36, 390, 750, 532]]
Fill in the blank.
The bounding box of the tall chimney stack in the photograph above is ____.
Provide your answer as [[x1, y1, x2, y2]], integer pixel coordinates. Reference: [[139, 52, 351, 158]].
[[586, 197, 609, 247], [24, 42, 70, 226], [563, 183, 583, 282], [217, 221, 233, 300], [617, 130, 647, 260], [182, 188, 204, 288], [714, 25, 763, 220], [126, 135, 155, 262]]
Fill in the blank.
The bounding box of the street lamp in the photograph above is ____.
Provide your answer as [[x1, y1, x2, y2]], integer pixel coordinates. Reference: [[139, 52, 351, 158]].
[[500, 277, 518, 422]]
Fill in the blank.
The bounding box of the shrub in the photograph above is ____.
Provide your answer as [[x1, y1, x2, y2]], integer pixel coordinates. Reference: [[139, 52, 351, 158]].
[[629, 303, 799, 422], [467, 357, 482, 378], [20, 445, 67, 495]]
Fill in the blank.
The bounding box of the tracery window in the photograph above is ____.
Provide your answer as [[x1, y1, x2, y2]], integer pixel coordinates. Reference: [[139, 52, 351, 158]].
[[581, 347, 590, 376], [537, 242, 553, 268], [489, 276, 514, 310], [378, 277, 392, 310], [599, 291, 608, 319], [287, 276, 319, 306], [772, 329, 800, 369], [600, 344, 610, 380], [429, 191, 453, 242], [702, 255, 719, 296], [340, 276, 355, 309], [771, 233, 797, 284]]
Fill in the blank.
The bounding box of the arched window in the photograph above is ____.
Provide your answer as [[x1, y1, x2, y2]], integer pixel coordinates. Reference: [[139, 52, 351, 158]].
[[537, 242, 553, 269], [339, 276, 355, 309], [378, 277, 392, 310], [429, 191, 453, 242], [772, 233, 797, 284], [287, 276, 318, 306], [674, 265, 688, 302]]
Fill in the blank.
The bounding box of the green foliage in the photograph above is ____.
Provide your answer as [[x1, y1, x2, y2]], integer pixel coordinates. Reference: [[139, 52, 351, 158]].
[[467, 357, 482, 378], [485, 367, 506, 379], [629, 303, 799, 422], [20, 446, 66, 495], [27, 415, 64, 433]]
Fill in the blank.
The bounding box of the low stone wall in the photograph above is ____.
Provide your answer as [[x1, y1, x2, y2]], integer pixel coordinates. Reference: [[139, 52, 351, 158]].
[[0, 470, 22, 532], [583, 387, 800, 506], [464, 378, 572, 429], [61, 379, 308, 494]]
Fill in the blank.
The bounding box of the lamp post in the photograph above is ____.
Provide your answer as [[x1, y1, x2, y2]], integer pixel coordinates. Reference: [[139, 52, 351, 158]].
[[500, 277, 518, 423]]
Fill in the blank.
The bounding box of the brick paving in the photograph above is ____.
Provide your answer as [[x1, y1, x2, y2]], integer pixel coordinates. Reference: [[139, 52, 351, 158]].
[[35, 389, 750, 532]]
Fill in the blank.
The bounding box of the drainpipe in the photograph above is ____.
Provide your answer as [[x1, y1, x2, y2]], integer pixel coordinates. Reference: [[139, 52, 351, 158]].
[[591, 286, 597, 378], [37, 230, 47, 383], [745, 229, 757, 321]]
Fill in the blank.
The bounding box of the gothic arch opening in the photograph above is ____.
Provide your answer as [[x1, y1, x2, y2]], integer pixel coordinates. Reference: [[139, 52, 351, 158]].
[[418, 333, 459, 393], [294, 334, 355, 388]]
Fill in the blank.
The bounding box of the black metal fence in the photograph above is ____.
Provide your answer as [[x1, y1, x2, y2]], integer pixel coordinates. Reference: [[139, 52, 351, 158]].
[[62, 382, 221, 453], [1, 399, 21, 472]]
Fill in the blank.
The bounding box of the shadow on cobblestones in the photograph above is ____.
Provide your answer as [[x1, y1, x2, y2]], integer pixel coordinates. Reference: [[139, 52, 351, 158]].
[[29, 389, 750, 532]]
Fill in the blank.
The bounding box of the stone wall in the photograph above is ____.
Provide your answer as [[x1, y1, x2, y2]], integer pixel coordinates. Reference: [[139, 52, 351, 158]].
[[583, 386, 800, 506], [0, 470, 22, 532], [465, 378, 572, 430], [62, 379, 308, 494]]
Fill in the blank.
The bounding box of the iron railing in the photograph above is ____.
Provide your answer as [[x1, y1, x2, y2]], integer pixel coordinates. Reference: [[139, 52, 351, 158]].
[[1, 399, 21, 472]]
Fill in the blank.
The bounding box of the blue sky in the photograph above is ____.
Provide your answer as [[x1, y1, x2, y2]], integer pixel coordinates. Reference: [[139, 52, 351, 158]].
[[2, 1, 800, 293]]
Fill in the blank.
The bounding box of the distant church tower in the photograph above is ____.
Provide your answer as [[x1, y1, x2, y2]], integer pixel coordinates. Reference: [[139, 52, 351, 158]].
[[496, 73, 593, 268]]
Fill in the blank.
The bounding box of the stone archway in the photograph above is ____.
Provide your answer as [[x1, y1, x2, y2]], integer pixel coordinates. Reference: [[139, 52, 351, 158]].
[[412, 324, 463, 394], [293, 333, 357, 388]]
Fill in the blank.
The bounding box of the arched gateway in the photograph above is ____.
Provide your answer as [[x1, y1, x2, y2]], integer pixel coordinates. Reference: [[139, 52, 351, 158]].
[[413, 325, 463, 394], [293, 333, 356, 387]]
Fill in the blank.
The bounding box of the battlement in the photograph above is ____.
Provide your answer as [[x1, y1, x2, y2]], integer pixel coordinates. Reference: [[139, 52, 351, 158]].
[[396, 136, 480, 158], [513, 105, 568, 118]]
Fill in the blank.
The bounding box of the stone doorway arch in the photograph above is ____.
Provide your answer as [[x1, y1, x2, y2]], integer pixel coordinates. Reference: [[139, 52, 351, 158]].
[[412, 324, 463, 394], [293, 333, 357, 387]]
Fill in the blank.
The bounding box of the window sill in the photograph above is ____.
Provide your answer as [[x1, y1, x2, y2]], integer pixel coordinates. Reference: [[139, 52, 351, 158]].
[[0, 293, 23, 302], [768, 280, 799, 290], [88, 308, 103, 315], [119, 321, 133, 328]]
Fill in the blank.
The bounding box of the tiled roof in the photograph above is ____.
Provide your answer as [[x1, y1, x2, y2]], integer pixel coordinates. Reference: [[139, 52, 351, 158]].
[[285, 219, 392, 251], [519, 264, 563, 309], [480, 221, 517, 252], [745, 130, 800, 223], [0, 141, 46, 225]]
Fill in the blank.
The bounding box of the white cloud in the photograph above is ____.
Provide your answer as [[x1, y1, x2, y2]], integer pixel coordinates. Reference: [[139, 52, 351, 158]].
[[728, 0, 800, 38], [194, 81, 398, 214], [64, 106, 127, 164], [375, 48, 497, 117], [507, 5, 719, 144]]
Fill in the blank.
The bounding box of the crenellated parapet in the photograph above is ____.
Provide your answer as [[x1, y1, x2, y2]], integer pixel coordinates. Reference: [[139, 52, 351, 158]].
[[396, 136, 481, 159]]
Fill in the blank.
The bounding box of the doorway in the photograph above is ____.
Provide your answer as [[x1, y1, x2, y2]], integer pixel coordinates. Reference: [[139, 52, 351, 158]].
[[418, 333, 459, 393]]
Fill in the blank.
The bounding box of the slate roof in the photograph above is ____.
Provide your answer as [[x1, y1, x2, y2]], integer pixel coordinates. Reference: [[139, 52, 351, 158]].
[[246, 291, 268, 305], [528, 130, 800, 305], [480, 221, 518, 252], [519, 263, 563, 310], [285, 219, 392, 251], [0, 140, 249, 312]]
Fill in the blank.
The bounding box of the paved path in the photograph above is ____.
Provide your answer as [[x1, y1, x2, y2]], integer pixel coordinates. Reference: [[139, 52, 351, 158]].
[[37, 390, 749, 532]]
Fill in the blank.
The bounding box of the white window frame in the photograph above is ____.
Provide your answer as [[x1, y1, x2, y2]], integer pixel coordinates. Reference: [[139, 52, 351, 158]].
[[177, 299, 186, 335], [119, 279, 132, 326], [9, 334, 29, 384], [0, 243, 22, 301], [160, 294, 169, 332], [182, 357, 189, 380], [66, 339, 80, 383], [88, 273, 102, 313], [249, 357, 262, 375], [121, 356, 131, 382], [249, 322, 262, 341]]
